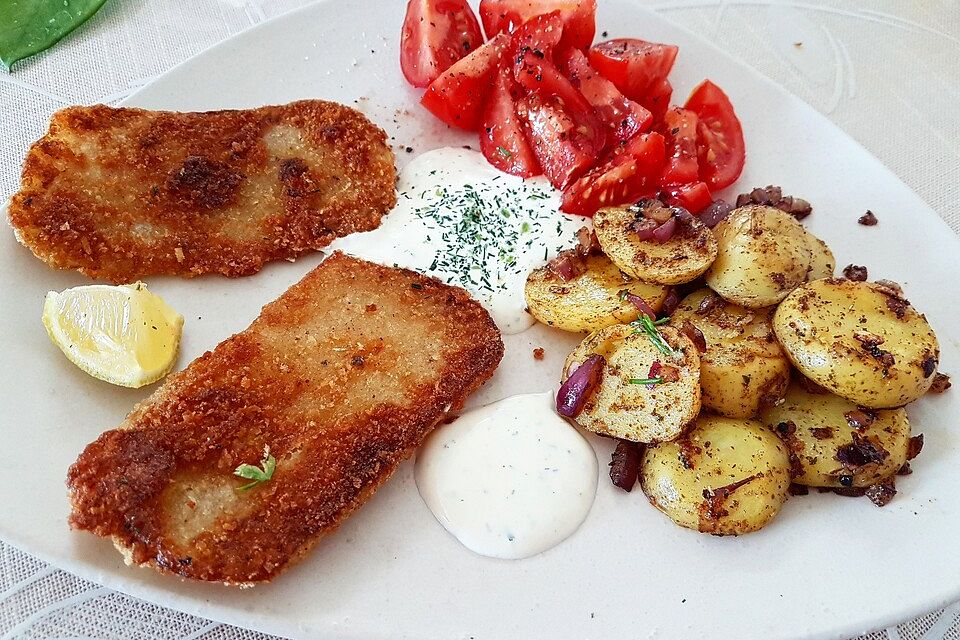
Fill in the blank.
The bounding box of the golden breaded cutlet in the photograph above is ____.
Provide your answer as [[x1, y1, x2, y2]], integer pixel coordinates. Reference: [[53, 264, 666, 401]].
[[67, 253, 503, 584], [8, 101, 396, 283]]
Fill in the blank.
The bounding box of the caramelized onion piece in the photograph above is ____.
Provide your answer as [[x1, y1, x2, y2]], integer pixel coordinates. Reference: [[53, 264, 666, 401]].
[[651, 216, 677, 243], [547, 250, 587, 282], [699, 199, 734, 228], [609, 440, 642, 491], [680, 320, 707, 353], [929, 372, 952, 394], [622, 292, 656, 319], [865, 480, 896, 507], [659, 287, 681, 318], [557, 354, 605, 418]]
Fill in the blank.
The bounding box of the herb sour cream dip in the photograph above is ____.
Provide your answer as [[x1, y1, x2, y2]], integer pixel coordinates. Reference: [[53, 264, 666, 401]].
[[333, 147, 585, 334], [415, 392, 599, 560]]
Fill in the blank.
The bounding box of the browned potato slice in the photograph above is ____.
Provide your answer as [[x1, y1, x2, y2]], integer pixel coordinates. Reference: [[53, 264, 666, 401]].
[[761, 381, 911, 488], [640, 415, 791, 534], [670, 289, 790, 418], [806, 235, 835, 280], [562, 323, 700, 443], [705, 205, 813, 308], [524, 254, 670, 333], [773, 278, 940, 408], [593, 204, 717, 285]]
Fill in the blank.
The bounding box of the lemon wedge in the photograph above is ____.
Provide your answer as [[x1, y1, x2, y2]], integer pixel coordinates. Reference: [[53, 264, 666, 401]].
[[42, 282, 184, 388]]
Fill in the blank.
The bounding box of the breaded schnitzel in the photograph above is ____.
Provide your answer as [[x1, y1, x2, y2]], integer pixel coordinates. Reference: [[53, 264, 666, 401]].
[[68, 253, 503, 584], [8, 101, 396, 282]]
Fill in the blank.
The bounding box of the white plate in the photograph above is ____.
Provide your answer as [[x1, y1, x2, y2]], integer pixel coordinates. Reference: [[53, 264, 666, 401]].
[[1, 1, 959, 639]]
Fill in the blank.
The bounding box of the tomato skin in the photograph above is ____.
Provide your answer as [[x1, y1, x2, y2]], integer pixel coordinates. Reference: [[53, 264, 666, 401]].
[[560, 132, 667, 216], [684, 79, 746, 190], [561, 48, 652, 147], [643, 77, 672, 123], [401, 0, 485, 88], [587, 39, 679, 105], [420, 33, 510, 131], [660, 107, 700, 186], [509, 11, 564, 60], [518, 94, 598, 190], [480, 0, 597, 51], [480, 69, 541, 177], [662, 181, 712, 213]]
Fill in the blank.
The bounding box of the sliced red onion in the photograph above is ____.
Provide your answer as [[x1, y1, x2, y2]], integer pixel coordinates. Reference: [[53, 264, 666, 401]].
[[651, 216, 677, 243], [557, 354, 605, 418], [699, 199, 734, 228], [645, 360, 663, 388], [680, 320, 707, 353], [658, 288, 681, 318], [623, 292, 655, 319], [672, 206, 695, 224], [547, 251, 586, 282], [630, 216, 659, 240], [609, 440, 642, 491]]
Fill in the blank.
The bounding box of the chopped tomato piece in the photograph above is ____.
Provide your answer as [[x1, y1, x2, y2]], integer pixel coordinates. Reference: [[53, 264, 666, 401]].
[[561, 48, 652, 147], [560, 132, 667, 216], [420, 33, 510, 131], [684, 80, 746, 190], [587, 39, 679, 106], [480, 69, 541, 177], [514, 51, 605, 188], [643, 77, 673, 123], [510, 11, 564, 60], [660, 107, 700, 186], [662, 181, 712, 213], [400, 0, 484, 88], [479, 0, 597, 52]]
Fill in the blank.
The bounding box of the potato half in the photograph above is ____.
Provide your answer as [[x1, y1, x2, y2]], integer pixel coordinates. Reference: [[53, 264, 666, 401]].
[[641, 415, 791, 535], [524, 253, 670, 333], [773, 278, 940, 408], [705, 205, 814, 308], [593, 204, 718, 285], [670, 289, 790, 418], [806, 235, 835, 280], [761, 381, 911, 487], [563, 323, 701, 443]]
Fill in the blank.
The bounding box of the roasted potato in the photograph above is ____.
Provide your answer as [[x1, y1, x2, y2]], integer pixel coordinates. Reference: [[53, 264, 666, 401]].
[[806, 235, 835, 280], [525, 254, 670, 333], [670, 289, 790, 418], [563, 323, 701, 443], [761, 381, 911, 487], [640, 415, 791, 534], [593, 204, 717, 285], [773, 278, 940, 408], [705, 205, 813, 308]]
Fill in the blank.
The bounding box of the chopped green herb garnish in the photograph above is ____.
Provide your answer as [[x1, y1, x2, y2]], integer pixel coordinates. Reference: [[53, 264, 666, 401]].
[[629, 377, 664, 385], [234, 447, 276, 491], [633, 316, 681, 360], [521, 222, 531, 233], [497, 146, 512, 158]]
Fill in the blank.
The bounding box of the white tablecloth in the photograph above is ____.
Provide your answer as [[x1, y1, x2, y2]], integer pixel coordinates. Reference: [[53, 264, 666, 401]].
[[1, 1, 958, 638]]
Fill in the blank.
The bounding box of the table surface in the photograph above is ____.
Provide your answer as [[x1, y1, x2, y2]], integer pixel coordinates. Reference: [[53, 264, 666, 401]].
[[1, 1, 958, 639]]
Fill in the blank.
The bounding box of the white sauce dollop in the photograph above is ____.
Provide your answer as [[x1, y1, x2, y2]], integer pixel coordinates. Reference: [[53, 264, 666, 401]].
[[333, 148, 584, 334], [415, 392, 598, 560]]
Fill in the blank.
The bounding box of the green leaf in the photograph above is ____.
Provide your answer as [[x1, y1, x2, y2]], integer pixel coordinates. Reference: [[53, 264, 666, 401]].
[[234, 447, 276, 491], [632, 316, 681, 360], [0, 0, 109, 71]]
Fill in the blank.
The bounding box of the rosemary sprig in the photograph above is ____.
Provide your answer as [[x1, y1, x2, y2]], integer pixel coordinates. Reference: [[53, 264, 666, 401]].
[[632, 316, 681, 360]]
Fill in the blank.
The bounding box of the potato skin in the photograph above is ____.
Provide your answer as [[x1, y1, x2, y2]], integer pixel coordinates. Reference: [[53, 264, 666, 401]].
[[761, 381, 911, 487], [705, 205, 813, 308], [593, 204, 718, 285], [773, 278, 940, 408], [524, 254, 670, 333], [563, 323, 701, 443], [640, 415, 791, 534], [670, 289, 790, 418]]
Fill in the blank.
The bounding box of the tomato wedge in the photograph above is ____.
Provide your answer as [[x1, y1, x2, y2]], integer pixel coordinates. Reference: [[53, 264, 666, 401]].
[[662, 181, 712, 213], [480, 69, 541, 177], [643, 77, 673, 123], [510, 11, 564, 60], [560, 132, 666, 216], [684, 80, 746, 190], [420, 33, 509, 131], [561, 48, 652, 147], [479, 0, 596, 52], [400, 0, 485, 88], [660, 107, 700, 186], [587, 39, 679, 106]]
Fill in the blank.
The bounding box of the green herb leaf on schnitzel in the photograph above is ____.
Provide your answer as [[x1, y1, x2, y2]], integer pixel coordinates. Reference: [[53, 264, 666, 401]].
[[0, 0, 108, 71], [234, 447, 276, 491]]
